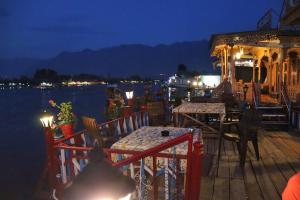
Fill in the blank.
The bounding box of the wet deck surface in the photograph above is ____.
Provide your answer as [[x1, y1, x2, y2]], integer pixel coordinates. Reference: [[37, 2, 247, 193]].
[[200, 131, 300, 200]]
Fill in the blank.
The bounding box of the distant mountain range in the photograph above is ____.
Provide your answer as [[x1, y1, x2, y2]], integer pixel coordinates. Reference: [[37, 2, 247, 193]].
[[0, 40, 217, 78]]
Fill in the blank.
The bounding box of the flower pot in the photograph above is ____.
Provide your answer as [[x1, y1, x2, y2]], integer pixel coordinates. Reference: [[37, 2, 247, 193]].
[[60, 123, 74, 137]]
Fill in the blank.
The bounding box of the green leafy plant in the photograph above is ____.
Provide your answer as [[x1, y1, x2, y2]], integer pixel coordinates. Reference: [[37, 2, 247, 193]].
[[105, 99, 124, 120], [49, 100, 75, 124]]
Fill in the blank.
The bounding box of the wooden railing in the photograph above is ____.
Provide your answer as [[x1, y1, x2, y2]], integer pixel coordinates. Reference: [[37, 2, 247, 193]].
[[281, 82, 291, 128], [281, 82, 291, 112], [104, 132, 203, 200], [45, 111, 149, 198], [43, 110, 203, 199]]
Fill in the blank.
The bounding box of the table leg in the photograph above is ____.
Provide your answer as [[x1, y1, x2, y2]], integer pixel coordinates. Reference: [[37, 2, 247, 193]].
[[153, 157, 158, 200], [165, 158, 169, 200], [175, 113, 179, 127], [219, 113, 225, 131]]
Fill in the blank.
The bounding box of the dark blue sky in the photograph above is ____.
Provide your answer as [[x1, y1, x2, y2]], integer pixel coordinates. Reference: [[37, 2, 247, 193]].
[[0, 0, 282, 59]]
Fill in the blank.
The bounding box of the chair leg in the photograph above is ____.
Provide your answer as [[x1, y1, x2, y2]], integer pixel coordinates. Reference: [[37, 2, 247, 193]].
[[236, 141, 241, 155], [252, 138, 260, 161], [239, 138, 248, 168]]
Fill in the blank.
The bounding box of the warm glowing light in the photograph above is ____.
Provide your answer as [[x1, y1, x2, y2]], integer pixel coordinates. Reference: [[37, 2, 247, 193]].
[[240, 47, 244, 55], [40, 82, 53, 87], [125, 91, 134, 99], [236, 52, 241, 60], [187, 80, 191, 84], [40, 111, 54, 128], [90, 193, 131, 200], [192, 81, 197, 86], [119, 193, 132, 200]]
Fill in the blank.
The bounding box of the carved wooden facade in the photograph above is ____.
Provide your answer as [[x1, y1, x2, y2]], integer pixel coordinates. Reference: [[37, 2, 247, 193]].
[[210, 29, 300, 103]]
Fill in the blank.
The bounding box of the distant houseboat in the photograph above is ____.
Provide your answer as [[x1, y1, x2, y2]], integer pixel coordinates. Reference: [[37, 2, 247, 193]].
[[168, 74, 220, 89]]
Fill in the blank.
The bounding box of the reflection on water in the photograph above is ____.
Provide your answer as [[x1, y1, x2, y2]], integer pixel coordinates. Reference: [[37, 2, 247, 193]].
[[0, 84, 146, 199]]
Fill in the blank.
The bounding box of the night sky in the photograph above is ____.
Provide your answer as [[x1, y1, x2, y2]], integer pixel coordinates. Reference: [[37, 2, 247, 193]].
[[1, 0, 282, 59]]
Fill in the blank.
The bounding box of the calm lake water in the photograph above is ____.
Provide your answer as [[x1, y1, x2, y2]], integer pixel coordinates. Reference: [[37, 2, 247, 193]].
[[0, 84, 146, 199]]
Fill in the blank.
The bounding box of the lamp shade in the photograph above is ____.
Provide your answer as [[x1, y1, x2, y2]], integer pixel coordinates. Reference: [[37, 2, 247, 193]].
[[63, 150, 135, 200], [125, 91, 133, 100], [243, 84, 249, 93], [40, 110, 54, 128]]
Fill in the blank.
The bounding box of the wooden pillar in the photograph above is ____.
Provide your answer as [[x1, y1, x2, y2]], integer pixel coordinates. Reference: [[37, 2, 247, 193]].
[[229, 46, 235, 92], [221, 50, 224, 80], [252, 59, 256, 83], [224, 47, 228, 79], [257, 56, 263, 84], [258, 57, 261, 83], [269, 50, 273, 94], [278, 48, 287, 102]]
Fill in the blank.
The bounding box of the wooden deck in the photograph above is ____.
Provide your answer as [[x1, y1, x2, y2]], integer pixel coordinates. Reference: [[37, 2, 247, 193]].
[[200, 131, 300, 200]]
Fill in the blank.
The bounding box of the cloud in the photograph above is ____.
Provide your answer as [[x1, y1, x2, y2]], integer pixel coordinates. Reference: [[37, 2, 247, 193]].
[[0, 8, 10, 17], [30, 25, 119, 36]]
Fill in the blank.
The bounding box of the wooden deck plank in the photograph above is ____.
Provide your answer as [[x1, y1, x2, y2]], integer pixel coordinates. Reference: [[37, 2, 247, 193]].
[[250, 159, 281, 200], [200, 176, 214, 200], [199, 130, 299, 200], [212, 177, 230, 200], [262, 135, 297, 180], [243, 161, 264, 200], [264, 134, 300, 174], [217, 154, 230, 178], [230, 178, 247, 200], [258, 140, 287, 195]]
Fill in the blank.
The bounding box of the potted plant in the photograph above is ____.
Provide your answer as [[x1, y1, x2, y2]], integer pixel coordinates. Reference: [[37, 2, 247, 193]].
[[49, 100, 76, 137], [105, 98, 124, 120]]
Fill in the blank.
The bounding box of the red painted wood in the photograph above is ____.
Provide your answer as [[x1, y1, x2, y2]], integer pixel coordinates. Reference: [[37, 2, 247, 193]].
[[69, 149, 75, 178], [184, 133, 193, 200], [190, 142, 203, 200], [44, 128, 56, 191], [54, 144, 93, 151], [108, 133, 192, 167], [119, 118, 125, 135], [104, 148, 187, 160]]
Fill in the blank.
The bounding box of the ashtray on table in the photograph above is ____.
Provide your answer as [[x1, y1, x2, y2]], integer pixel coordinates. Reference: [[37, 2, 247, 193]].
[[161, 130, 169, 137]]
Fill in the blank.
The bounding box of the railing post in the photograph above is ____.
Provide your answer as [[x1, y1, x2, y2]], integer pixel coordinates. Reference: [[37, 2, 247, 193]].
[[44, 127, 57, 193], [190, 142, 203, 200], [184, 134, 193, 200]]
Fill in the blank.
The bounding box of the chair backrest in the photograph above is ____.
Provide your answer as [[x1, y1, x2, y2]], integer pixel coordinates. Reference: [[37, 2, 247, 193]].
[[82, 116, 103, 146], [239, 109, 262, 131]]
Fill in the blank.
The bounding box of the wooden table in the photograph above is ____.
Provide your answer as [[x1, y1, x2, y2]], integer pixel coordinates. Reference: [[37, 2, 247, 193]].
[[110, 126, 202, 199], [172, 102, 226, 133], [111, 126, 201, 163]]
